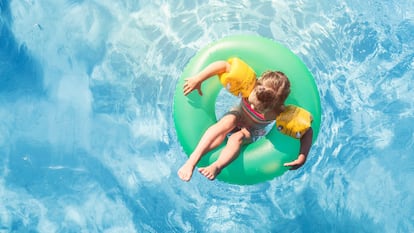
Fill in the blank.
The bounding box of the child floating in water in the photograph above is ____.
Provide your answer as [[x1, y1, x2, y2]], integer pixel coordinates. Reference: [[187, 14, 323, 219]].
[[178, 59, 313, 182]]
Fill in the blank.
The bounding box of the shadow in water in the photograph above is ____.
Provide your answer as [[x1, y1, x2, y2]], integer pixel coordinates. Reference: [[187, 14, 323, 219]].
[[0, 1, 44, 98]]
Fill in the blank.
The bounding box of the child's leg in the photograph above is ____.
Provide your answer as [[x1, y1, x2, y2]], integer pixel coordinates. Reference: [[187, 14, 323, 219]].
[[178, 114, 238, 181], [199, 128, 251, 180]]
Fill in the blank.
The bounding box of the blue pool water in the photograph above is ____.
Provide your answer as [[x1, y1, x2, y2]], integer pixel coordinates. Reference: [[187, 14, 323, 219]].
[[1, 0, 414, 232]]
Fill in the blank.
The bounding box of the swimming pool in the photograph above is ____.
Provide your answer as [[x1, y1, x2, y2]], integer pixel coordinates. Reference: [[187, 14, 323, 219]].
[[1, 0, 413, 232]]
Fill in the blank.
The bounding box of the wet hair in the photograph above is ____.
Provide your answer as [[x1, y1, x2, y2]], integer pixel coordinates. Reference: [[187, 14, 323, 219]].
[[254, 71, 291, 115]]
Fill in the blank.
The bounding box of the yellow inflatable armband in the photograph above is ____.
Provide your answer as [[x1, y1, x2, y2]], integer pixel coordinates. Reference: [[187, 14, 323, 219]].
[[218, 57, 256, 98], [276, 105, 313, 139]]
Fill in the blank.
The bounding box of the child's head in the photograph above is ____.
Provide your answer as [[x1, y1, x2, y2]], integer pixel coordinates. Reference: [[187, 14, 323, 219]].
[[248, 71, 291, 114]]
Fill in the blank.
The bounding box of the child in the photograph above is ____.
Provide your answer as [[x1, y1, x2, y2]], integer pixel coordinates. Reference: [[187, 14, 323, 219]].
[[177, 60, 313, 182]]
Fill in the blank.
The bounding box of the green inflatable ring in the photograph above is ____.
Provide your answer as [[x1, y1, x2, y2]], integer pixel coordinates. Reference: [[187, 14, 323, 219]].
[[173, 35, 321, 185]]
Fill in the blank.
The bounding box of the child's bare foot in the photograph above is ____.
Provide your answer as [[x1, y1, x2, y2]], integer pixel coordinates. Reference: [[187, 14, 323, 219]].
[[198, 164, 221, 180], [178, 162, 195, 182]]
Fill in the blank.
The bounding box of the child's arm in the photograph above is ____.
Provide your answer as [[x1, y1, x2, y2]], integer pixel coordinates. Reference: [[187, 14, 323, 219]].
[[183, 61, 230, 96], [283, 127, 313, 170]]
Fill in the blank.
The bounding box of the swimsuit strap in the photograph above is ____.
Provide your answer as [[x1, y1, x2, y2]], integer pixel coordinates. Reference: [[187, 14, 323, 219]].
[[241, 98, 274, 125]]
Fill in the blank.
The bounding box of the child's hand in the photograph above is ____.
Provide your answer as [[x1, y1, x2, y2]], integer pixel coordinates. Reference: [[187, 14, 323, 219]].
[[183, 77, 203, 96], [284, 154, 306, 170]]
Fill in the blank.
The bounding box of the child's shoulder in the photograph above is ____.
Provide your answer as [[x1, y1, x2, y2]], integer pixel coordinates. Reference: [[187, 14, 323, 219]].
[[264, 110, 278, 120]]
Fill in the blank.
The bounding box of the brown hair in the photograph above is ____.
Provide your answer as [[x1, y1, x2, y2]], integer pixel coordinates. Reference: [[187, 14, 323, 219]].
[[254, 71, 291, 115]]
